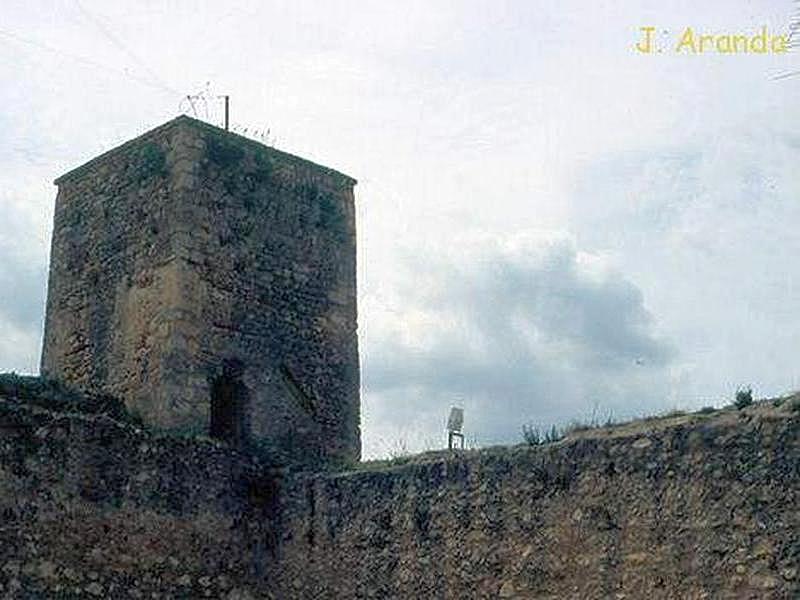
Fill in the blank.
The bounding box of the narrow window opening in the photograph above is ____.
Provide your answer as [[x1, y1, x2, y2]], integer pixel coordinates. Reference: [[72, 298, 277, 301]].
[[210, 362, 248, 447]]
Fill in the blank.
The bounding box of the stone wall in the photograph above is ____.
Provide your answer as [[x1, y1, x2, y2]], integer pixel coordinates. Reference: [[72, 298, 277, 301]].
[[272, 401, 800, 599], [2, 378, 798, 599], [0, 379, 280, 599], [41, 116, 360, 464]]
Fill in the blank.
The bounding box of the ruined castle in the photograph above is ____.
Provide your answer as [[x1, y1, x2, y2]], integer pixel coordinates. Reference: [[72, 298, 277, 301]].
[[0, 118, 795, 598], [40, 115, 361, 464]]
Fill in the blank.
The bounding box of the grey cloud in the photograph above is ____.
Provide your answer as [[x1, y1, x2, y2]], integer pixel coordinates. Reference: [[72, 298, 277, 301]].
[[0, 196, 49, 373], [0, 254, 47, 332], [0, 252, 45, 373], [362, 235, 674, 449], [0, 199, 49, 338], [0, 249, 46, 375]]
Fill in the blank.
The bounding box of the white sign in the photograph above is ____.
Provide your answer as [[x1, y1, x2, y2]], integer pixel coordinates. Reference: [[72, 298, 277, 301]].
[[447, 407, 464, 432]]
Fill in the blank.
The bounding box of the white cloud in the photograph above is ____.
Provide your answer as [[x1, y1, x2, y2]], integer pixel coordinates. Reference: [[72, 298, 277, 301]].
[[361, 232, 674, 457], [569, 110, 800, 401]]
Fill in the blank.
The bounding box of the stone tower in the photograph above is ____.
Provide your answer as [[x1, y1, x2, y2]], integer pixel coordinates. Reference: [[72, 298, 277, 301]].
[[41, 115, 360, 464]]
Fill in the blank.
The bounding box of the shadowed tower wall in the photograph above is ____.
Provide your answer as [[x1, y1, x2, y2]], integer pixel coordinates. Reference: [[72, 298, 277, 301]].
[[41, 116, 360, 464]]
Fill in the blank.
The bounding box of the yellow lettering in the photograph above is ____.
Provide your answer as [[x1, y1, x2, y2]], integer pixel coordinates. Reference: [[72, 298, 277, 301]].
[[672, 25, 784, 55], [772, 35, 788, 53], [675, 27, 697, 53], [750, 26, 767, 53], [733, 35, 748, 53], [636, 26, 656, 53]]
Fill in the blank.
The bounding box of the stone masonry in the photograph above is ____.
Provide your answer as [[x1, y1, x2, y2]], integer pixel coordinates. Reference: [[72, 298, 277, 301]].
[[0, 377, 798, 598], [40, 116, 360, 464]]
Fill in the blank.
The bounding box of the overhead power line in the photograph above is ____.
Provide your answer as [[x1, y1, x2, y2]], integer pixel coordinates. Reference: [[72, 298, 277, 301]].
[[0, 27, 180, 96], [73, 0, 177, 96]]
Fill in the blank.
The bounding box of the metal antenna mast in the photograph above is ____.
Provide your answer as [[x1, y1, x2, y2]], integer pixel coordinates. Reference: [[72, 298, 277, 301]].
[[180, 89, 230, 130]]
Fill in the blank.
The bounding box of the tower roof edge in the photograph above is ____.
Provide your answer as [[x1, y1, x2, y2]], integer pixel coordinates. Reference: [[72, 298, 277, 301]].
[[54, 114, 357, 187]]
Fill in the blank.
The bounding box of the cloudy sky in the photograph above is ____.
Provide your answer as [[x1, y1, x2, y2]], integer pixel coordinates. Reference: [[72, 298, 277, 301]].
[[1, 1, 798, 457]]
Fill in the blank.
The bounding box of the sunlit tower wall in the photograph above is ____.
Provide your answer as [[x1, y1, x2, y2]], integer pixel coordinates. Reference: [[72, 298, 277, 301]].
[[41, 116, 361, 464]]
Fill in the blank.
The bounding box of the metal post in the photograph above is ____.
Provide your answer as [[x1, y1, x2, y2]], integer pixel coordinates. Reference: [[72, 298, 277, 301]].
[[224, 95, 230, 131], [448, 431, 464, 451]]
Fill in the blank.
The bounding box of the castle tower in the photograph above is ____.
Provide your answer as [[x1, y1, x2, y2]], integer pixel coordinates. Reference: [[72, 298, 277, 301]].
[[41, 116, 360, 464]]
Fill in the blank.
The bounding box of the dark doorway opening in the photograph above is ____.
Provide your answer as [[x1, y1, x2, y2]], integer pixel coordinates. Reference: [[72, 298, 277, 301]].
[[210, 361, 248, 447]]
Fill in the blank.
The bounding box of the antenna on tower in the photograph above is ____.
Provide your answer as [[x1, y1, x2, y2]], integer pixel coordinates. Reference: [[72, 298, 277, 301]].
[[178, 86, 229, 130]]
